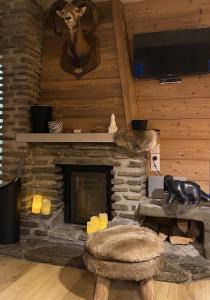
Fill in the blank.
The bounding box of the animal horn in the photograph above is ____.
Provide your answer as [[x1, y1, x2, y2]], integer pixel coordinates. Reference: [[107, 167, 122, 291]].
[[73, 0, 98, 35], [50, 0, 68, 36]]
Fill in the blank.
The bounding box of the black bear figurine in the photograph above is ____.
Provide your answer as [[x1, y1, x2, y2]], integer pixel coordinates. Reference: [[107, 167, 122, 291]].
[[164, 175, 210, 205]]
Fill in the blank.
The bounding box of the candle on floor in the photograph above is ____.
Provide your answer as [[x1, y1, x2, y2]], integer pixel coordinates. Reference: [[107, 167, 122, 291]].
[[87, 222, 97, 235], [41, 199, 51, 216], [32, 194, 42, 214]]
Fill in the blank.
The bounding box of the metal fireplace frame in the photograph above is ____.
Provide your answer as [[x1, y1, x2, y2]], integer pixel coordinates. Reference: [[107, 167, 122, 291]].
[[63, 165, 113, 224]]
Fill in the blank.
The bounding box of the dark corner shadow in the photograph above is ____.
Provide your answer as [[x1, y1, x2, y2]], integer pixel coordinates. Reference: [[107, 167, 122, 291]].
[[59, 266, 96, 300]]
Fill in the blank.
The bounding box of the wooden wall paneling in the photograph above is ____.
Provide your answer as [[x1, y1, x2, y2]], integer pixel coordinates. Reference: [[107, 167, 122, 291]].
[[39, 1, 126, 133], [160, 160, 209, 182], [125, 0, 210, 35], [124, 0, 210, 20], [161, 140, 210, 161], [137, 98, 210, 120], [58, 116, 126, 133], [111, 0, 138, 128], [135, 76, 210, 100], [148, 119, 210, 140], [40, 79, 122, 99], [124, 0, 210, 192]]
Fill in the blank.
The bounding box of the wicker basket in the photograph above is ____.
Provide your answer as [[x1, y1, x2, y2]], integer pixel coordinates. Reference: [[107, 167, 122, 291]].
[[48, 121, 63, 134]]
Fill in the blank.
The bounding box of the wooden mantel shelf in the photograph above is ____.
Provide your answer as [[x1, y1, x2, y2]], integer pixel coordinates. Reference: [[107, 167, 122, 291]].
[[16, 133, 114, 143]]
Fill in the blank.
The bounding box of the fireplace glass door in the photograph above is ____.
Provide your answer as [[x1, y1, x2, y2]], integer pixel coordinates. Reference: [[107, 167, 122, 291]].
[[63, 165, 113, 224]]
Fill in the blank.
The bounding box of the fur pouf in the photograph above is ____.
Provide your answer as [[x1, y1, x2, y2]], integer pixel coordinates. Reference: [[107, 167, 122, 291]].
[[85, 225, 165, 263], [83, 249, 164, 281], [114, 129, 157, 153]]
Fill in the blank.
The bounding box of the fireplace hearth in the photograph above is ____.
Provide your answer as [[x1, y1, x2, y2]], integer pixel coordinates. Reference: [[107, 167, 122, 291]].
[[17, 142, 147, 235], [63, 165, 113, 224]]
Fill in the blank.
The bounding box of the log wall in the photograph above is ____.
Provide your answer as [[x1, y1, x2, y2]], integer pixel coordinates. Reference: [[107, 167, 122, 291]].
[[39, 1, 126, 133], [39, 0, 210, 192], [124, 0, 210, 192]]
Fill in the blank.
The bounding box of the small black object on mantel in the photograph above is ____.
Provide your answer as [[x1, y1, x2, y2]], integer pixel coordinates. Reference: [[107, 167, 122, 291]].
[[30, 105, 52, 133], [164, 175, 210, 205], [131, 120, 148, 131]]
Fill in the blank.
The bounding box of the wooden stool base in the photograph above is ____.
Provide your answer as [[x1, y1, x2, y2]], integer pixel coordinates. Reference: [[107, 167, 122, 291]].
[[94, 276, 110, 300], [139, 279, 155, 300], [93, 276, 155, 300]]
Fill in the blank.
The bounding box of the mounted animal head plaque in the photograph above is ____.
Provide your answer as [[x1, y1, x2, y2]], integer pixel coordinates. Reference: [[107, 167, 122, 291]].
[[50, 0, 100, 79]]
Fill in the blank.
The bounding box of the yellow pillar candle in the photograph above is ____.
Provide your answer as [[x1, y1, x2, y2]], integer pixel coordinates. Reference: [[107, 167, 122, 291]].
[[90, 216, 100, 230], [99, 213, 108, 223], [32, 194, 42, 214], [99, 213, 108, 230], [87, 222, 97, 235], [99, 222, 108, 230], [41, 199, 51, 216]]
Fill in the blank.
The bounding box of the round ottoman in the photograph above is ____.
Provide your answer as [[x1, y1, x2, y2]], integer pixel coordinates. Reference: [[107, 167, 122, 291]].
[[83, 225, 165, 300]]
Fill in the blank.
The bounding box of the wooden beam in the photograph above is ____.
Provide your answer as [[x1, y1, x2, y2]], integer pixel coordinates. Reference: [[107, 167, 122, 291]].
[[111, 0, 139, 128], [16, 133, 114, 143]]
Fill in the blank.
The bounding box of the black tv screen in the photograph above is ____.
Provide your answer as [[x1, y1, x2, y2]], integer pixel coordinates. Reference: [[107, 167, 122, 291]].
[[133, 28, 210, 79]]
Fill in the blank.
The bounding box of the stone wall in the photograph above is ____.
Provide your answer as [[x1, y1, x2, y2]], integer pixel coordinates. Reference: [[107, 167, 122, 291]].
[[0, 0, 43, 211], [20, 143, 146, 237]]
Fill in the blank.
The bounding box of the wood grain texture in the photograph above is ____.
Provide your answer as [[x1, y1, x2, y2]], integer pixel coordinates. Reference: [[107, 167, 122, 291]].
[[39, 1, 126, 133], [1, 256, 210, 300], [111, 0, 139, 128], [94, 276, 110, 300], [125, 0, 210, 35], [125, 0, 210, 191]]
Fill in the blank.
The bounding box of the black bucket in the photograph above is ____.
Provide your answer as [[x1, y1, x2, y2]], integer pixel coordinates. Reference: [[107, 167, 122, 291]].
[[30, 105, 52, 133], [0, 179, 21, 244], [131, 120, 148, 131]]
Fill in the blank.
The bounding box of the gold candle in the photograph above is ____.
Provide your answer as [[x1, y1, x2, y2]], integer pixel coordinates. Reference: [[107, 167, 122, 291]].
[[87, 222, 97, 235], [32, 194, 42, 214], [41, 199, 51, 216], [99, 222, 108, 230], [99, 213, 108, 230], [99, 213, 108, 223], [90, 216, 100, 230]]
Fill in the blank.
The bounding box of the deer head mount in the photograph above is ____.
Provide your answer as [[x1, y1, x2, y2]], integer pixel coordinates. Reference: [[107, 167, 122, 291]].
[[50, 0, 100, 79]]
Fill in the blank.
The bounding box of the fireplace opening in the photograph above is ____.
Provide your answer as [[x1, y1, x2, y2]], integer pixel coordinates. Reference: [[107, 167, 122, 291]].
[[63, 165, 113, 224]]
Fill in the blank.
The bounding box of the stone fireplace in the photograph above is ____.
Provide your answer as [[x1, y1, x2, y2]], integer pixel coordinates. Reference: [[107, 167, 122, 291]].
[[20, 142, 147, 236]]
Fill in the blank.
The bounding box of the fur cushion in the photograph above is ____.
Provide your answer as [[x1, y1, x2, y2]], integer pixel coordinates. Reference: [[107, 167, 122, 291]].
[[83, 249, 165, 281], [85, 225, 165, 263]]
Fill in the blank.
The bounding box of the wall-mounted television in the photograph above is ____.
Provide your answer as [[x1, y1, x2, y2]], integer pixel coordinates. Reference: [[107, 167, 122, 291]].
[[133, 28, 210, 80]]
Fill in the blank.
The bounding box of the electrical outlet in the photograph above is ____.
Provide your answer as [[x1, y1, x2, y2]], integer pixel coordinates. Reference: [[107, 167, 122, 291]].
[[151, 153, 160, 172]]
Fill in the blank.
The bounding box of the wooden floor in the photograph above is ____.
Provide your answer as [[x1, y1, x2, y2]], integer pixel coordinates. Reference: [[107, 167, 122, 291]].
[[0, 256, 209, 300]]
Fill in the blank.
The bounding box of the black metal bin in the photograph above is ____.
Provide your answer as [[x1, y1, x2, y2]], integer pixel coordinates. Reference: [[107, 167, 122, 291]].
[[0, 179, 21, 244]]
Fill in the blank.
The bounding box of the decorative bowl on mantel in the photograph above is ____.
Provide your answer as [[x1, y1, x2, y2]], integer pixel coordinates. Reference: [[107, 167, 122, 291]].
[[48, 121, 63, 134]]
